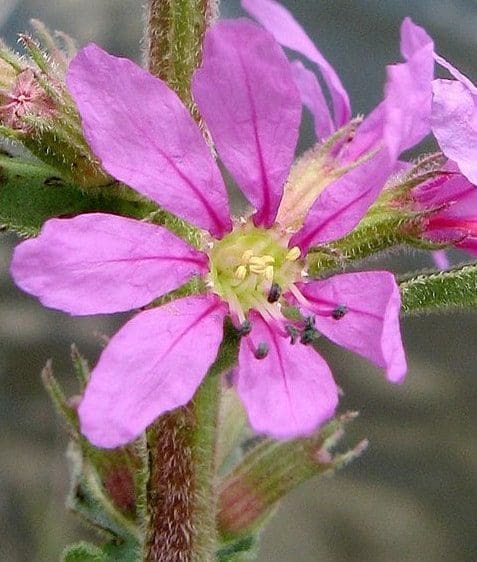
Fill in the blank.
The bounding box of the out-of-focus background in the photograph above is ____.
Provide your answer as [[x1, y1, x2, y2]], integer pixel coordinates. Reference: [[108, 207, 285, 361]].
[[1, 1, 476, 561]]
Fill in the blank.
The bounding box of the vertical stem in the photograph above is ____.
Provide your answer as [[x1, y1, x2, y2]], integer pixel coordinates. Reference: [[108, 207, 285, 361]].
[[143, 375, 221, 561], [145, 0, 218, 107], [142, 4, 222, 560]]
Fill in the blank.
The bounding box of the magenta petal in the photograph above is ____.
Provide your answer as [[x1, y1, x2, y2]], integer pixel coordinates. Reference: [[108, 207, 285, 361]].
[[67, 44, 231, 238], [235, 312, 338, 439], [11, 213, 208, 315], [400, 17, 433, 60], [193, 20, 301, 227], [241, 0, 351, 127], [78, 295, 227, 448], [291, 60, 335, 140], [434, 54, 477, 95], [384, 41, 434, 157], [432, 79, 477, 185], [297, 272, 406, 383], [291, 148, 394, 253]]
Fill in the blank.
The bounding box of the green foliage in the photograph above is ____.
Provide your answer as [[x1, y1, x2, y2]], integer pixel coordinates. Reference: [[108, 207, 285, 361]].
[[400, 263, 477, 314], [0, 155, 151, 236]]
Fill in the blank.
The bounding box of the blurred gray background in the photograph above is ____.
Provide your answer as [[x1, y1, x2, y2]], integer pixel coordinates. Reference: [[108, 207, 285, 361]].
[[1, 1, 476, 561]]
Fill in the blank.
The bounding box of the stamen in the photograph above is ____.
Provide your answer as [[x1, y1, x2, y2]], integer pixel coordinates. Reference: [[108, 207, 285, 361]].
[[235, 265, 247, 281], [332, 304, 348, 320], [249, 255, 275, 265], [255, 342, 269, 359], [241, 249, 254, 263], [300, 327, 319, 345], [286, 247, 301, 261], [267, 283, 282, 303], [264, 265, 274, 282], [238, 320, 252, 336], [285, 325, 299, 344]]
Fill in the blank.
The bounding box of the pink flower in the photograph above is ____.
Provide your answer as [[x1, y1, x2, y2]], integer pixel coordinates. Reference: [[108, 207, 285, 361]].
[[242, 0, 436, 253], [11, 20, 407, 448], [413, 163, 477, 257]]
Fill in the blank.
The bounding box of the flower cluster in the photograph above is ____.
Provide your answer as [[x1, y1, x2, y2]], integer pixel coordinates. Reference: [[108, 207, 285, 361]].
[[10, 0, 477, 448]]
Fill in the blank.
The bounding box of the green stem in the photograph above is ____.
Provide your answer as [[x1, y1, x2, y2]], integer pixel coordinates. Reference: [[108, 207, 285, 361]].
[[145, 0, 218, 109], [143, 327, 239, 562], [142, 382, 220, 562], [400, 263, 477, 315]]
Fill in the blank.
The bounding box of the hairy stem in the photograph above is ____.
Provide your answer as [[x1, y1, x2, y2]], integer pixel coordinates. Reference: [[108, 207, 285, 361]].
[[143, 378, 220, 562], [400, 263, 477, 315], [145, 0, 218, 108]]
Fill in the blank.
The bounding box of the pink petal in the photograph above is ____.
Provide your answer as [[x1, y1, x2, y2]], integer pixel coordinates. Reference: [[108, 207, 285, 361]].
[[432, 79, 477, 185], [413, 169, 474, 208], [384, 29, 434, 158], [291, 148, 394, 253], [292, 19, 435, 253], [348, 19, 434, 161], [11, 213, 208, 315], [400, 17, 433, 60], [434, 53, 477, 95], [192, 20, 301, 227], [67, 44, 231, 238], [291, 60, 335, 140], [79, 295, 228, 448], [241, 0, 351, 127], [297, 272, 406, 383], [235, 312, 338, 439]]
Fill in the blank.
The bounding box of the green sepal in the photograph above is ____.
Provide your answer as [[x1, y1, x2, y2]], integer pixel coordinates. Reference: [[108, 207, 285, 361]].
[[41, 360, 79, 437], [217, 412, 366, 542], [0, 155, 153, 236], [70, 344, 90, 391], [66, 442, 140, 541], [62, 541, 106, 562], [400, 263, 477, 315], [62, 539, 140, 562]]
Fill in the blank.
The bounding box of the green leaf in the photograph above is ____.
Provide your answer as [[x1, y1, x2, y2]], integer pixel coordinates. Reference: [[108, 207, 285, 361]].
[[0, 155, 152, 236], [400, 263, 477, 315]]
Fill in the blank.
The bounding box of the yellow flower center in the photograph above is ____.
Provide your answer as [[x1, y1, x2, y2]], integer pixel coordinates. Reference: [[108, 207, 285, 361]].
[[208, 222, 302, 323]]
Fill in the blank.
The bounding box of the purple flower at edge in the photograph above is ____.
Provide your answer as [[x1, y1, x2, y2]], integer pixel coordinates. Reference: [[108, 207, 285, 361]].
[[10, 18, 411, 448]]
